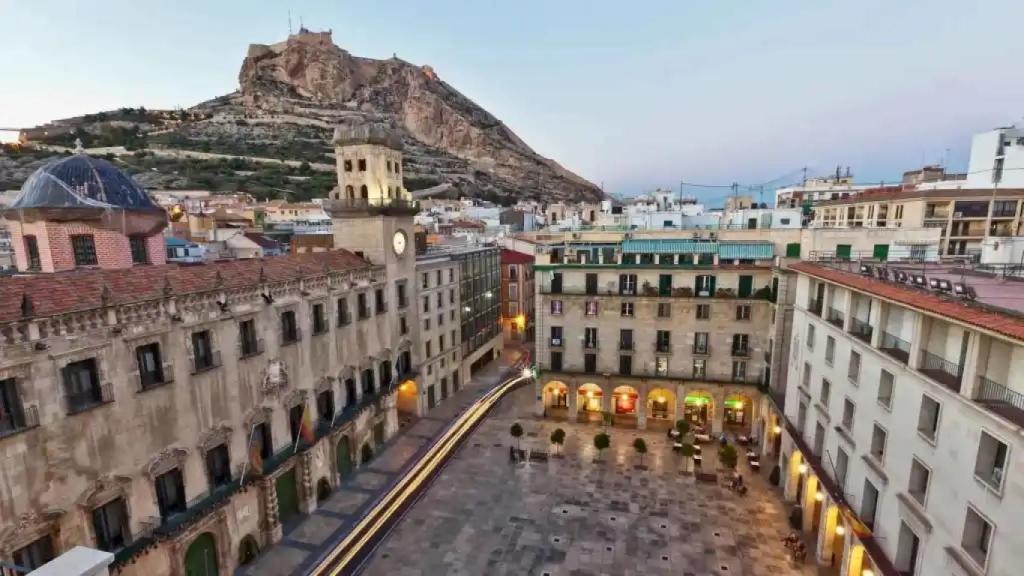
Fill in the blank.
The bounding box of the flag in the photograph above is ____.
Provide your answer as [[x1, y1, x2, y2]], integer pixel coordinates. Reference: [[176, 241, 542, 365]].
[[239, 424, 262, 486], [299, 404, 315, 445]]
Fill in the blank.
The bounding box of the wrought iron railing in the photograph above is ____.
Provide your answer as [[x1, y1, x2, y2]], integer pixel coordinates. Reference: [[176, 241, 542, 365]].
[[809, 298, 823, 316], [655, 343, 672, 354], [731, 346, 750, 358], [976, 376, 1024, 413], [919, 350, 963, 393], [849, 318, 873, 343], [827, 307, 845, 328], [618, 341, 634, 351], [879, 331, 910, 364]]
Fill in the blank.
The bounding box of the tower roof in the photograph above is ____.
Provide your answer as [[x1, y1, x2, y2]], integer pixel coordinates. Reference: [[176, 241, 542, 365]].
[[332, 123, 403, 151]]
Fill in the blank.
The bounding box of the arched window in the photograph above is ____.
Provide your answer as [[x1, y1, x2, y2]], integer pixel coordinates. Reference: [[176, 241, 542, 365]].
[[386, 186, 392, 198], [360, 185, 368, 199], [345, 185, 354, 199]]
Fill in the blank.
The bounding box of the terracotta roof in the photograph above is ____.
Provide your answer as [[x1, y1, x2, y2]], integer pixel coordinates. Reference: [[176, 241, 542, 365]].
[[0, 250, 371, 324], [500, 249, 534, 265], [243, 233, 284, 250], [790, 262, 1024, 342]]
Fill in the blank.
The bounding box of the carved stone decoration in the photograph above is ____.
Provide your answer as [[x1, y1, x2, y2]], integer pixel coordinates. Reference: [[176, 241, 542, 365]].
[[198, 425, 234, 453], [282, 388, 309, 409], [314, 376, 333, 393], [338, 366, 355, 382], [261, 359, 289, 393], [145, 447, 190, 479], [77, 475, 133, 508], [0, 509, 63, 550], [243, 406, 274, 432]]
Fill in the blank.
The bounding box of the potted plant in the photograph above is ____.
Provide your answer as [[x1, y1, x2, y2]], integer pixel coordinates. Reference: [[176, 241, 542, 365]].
[[633, 437, 648, 469], [672, 286, 694, 297], [675, 419, 690, 438], [716, 288, 736, 298], [593, 432, 610, 461], [680, 442, 696, 474], [718, 444, 738, 470], [550, 428, 566, 457]]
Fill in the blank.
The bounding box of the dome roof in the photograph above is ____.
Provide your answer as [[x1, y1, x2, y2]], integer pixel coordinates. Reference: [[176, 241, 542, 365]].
[[10, 154, 159, 211], [332, 123, 403, 151]]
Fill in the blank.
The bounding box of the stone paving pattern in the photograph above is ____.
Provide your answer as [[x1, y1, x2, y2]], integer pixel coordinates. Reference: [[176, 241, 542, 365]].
[[364, 384, 818, 576]]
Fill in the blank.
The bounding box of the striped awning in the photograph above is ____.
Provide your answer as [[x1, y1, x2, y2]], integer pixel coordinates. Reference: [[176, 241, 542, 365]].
[[621, 239, 718, 254], [718, 242, 775, 259]]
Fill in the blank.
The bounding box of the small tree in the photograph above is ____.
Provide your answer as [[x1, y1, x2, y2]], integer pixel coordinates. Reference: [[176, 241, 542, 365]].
[[675, 419, 690, 438], [680, 442, 696, 473], [718, 444, 738, 470], [550, 428, 566, 456], [633, 437, 648, 467], [510, 422, 524, 450], [593, 432, 610, 460]]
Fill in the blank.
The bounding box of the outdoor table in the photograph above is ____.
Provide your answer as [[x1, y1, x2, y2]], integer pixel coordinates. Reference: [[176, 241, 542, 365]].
[[750, 459, 761, 471], [694, 433, 712, 443], [693, 454, 703, 466], [746, 450, 757, 459]]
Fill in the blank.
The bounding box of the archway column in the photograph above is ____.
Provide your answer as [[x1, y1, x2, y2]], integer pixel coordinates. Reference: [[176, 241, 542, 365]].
[[258, 476, 283, 545], [783, 451, 803, 502], [568, 382, 579, 419], [711, 388, 726, 434], [534, 379, 546, 417], [802, 475, 820, 533], [299, 450, 317, 515]]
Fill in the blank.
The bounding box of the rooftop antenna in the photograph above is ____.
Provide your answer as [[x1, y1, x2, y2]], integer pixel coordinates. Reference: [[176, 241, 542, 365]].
[[288, 9, 293, 35]]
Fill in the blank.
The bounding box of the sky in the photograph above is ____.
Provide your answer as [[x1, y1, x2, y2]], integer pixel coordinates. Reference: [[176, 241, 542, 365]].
[[2, 0, 1024, 201]]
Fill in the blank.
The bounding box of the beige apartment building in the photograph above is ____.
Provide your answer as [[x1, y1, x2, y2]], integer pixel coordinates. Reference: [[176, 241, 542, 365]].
[[813, 188, 1024, 256]]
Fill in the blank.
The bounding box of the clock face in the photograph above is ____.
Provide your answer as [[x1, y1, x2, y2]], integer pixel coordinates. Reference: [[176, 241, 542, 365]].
[[392, 230, 408, 256]]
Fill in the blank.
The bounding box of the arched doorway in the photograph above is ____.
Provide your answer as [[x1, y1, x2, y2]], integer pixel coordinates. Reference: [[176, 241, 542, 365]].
[[542, 381, 568, 419], [238, 535, 259, 566], [184, 532, 219, 576], [646, 387, 676, 430], [723, 393, 752, 434], [361, 441, 374, 464], [577, 383, 603, 423], [336, 435, 353, 480], [611, 385, 639, 427], [316, 478, 332, 503], [396, 379, 418, 416], [683, 391, 713, 430]]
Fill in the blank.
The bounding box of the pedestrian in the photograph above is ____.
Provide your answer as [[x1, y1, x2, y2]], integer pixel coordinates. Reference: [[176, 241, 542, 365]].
[[509, 445, 515, 463]]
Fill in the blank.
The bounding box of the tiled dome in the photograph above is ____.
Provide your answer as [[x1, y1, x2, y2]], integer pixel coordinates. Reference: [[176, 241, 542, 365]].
[[11, 153, 159, 211]]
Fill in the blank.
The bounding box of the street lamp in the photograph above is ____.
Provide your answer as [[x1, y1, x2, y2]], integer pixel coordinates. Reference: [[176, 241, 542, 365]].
[[522, 367, 534, 379], [798, 463, 808, 474], [773, 424, 782, 435], [835, 524, 846, 536]]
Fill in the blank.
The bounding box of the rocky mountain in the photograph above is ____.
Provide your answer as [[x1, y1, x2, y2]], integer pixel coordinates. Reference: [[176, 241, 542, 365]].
[[3, 30, 602, 204]]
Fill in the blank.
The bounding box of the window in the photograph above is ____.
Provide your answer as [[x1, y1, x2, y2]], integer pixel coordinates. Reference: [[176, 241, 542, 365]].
[[191, 330, 216, 371], [312, 303, 327, 334], [655, 357, 668, 376], [878, 369, 894, 409], [695, 274, 714, 297], [449, 289, 455, 305], [620, 302, 634, 317], [841, 398, 856, 431], [732, 360, 747, 381], [436, 292, 443, 309], [693, 359, 706, 379], [825, 335, 835, 365], [400, 316, 408, 335], [961, 507, 994, 569], [396, 282, 407, 309], [657, 303, 671, 318], [732, 334, 749, 356], [0, 378, 28, 434], [239, 319, 260, 356], [861, 480, 879, 529], [550, 272, 562, 294], [129, 235, 148, 264], [436, 270, 442, 285], [92, 498, 129, 552], [422, 273, 429, 289], [12, 535, 55, 571], [974, 431, 1008, 491], [135, 343, 165, 389], [361, 368, 376, 396], [584, 353, 597, 373], [357, 158, 366, 171], [584, 327, 598, 348], [448, 268, 454, 282], [619, 329, 633, 350], [317, 389, 335, 423], [23, 235, 41, 270], [337, 298, 351, 326], [422, 296, 430, 313], [917, 395, 941, 441], [619, 355, 632, 376], [585, 273, 598, 295], [802, 362, 811, 390], [550, 300, 563, 315], [550, 326, 563, 346], [656, 330, 671, 353], [253, 421, 272, 459], [425, 340, 433, 357], [63, 358, 103, 413], [71, 234, 97, 266], [807, 323, 815, 349], [280, 310, 299, 344], [440, 334, 446, 350], [848, 350, 861, 383], [585, 301, 598, 316], [696, 304, 710, 320], [344, 159, 353, 172], [550, 351, 562, 371], [693, 332, 709, 354], [155, 468, 186, 519], [618, 274, 637, 295], [835, 447, 849, 489], [376, 288, 386, 314], [358, 293, 370, 319], [870, 424, 887, 463], [206, 444, 232, 488], [508, 284, 519, 300], [908, 458, 930, 505], [437, 312, 445, 327], [820, 379, 831, 408], [735, 305, 751, 320]]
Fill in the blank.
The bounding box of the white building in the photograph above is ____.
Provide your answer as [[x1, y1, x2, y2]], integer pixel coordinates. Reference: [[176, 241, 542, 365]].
[[966, 125, 1024, 188]]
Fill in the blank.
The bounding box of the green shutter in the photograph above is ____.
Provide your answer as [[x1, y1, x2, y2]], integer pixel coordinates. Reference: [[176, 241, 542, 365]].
[[709, 275, 717, 296], [836, 244, 852, 260], [738, 275, 753, 298], [872, 244, 890, 261], [786, 243, 801, 258]]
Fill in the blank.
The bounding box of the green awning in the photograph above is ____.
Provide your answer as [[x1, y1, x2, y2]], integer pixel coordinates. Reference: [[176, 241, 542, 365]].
[[718, 242, 774, 259], [621, 239, 718, 254]]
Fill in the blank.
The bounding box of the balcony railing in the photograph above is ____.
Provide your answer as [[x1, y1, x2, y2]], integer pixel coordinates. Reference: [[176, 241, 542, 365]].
[[919, 350, 964, 393], [655, 343, 672, 354], [65, 382, 114, 414], [618, 341, 634, 351], [809, 298, 823, 317], [0, 404, 39, 438], [191, 350, 223, 374], [849, 318, 873, 344], [879, 331, 910, 364], [827, 307, 845, 328], [976, 376, 1024, 428], [693, 345, 710, 355], [732, 347, 750, 358], [583, 340, 599, 350]]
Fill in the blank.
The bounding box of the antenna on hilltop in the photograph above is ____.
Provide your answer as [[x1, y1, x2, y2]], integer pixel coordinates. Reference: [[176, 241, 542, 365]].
[[288, 9, 293, 35]]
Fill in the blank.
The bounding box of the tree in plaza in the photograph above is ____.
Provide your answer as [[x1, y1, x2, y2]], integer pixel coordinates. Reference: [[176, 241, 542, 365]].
[[675, 419, 690, 438], [510, 422, 524, 450], [680, 442, 696, 473], [718, 444, 738, 470], [550, 428, 566, 456], [633, 437, 648, 467], [593, 432, 610, 460]]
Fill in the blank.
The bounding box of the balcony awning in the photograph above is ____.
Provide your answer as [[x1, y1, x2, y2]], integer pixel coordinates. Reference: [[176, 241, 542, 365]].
[[719, 242, 775, 259], [621, 239, 717, 254]]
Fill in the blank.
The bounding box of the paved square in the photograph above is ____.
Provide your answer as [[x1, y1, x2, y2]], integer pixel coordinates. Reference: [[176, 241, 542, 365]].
[[364, 386, 815, 576]]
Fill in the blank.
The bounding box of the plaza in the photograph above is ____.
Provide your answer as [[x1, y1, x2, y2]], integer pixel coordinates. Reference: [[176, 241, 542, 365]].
[[363, 384, 816, 576]]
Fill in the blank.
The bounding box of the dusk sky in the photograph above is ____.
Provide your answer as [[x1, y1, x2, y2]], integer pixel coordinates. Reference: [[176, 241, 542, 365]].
[[2, 0, 1023, 200]]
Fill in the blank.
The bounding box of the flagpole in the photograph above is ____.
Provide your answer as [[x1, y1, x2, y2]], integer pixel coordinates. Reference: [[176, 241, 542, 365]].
[[293, 403, 308, 454], [239, 423, 256, 486]]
